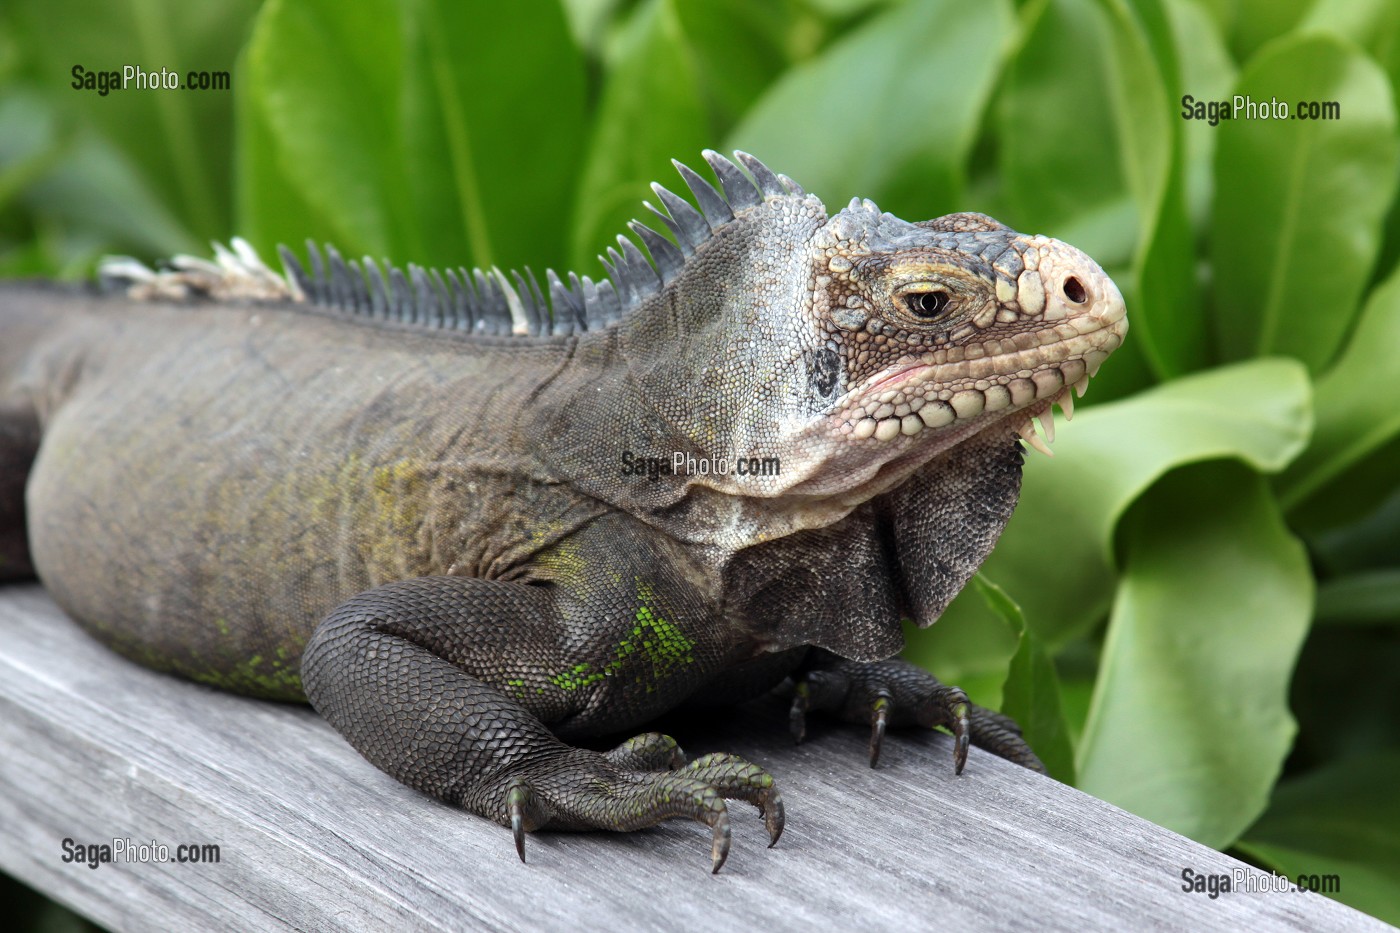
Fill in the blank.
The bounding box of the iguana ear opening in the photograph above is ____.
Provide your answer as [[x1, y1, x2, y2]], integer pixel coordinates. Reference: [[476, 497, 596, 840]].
[[879, 427, 1024, 627]]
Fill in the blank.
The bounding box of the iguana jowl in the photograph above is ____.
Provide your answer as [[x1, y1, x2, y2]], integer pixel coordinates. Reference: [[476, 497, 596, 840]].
[[0, 151, 1126, 871]]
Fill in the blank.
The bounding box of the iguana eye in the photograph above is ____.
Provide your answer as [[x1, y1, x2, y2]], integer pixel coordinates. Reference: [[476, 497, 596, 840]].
[[905, 290, 953, 320]]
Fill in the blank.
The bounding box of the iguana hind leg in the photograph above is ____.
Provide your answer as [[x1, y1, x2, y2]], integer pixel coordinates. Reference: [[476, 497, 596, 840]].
[[302, 575, 781, 871], [788, 655, 1045, 774]]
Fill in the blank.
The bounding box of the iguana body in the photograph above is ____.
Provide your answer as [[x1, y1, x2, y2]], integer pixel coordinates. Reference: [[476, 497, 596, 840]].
[[0, 152, 1125, 870]]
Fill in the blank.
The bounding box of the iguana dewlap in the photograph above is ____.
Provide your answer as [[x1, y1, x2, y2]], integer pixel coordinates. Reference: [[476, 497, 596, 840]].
[[0, 151, 1125, 871]]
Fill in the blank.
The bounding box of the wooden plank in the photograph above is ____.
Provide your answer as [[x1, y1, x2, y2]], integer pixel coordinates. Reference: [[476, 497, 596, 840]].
[[0, 584, 1387, 932]]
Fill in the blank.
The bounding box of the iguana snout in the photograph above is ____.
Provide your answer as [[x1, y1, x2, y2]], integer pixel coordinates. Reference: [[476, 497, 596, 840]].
[[810, 205, 1126, 455]]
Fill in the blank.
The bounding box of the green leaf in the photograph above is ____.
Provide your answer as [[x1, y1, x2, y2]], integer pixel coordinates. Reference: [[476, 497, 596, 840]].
[[1224, 0, 1311, 62], [246, 0, 585, 272], [570, 0, 709, 271], [672, 0, 794, 132], [1077, 462, 1312, 848], [1238, 752, 1400, 926], [728, 0, 1013, 217], [975, 576, 1076, 783], [1279, 263, 1400, 510], [975, 358, 1311, 647], [6, 0, 259, 242], [1164, 0, 1237, 229], [1097, 0, 1204, 377], [1212, 33, 1399, 373], [997, 0, 1126, 234], [1315, 570, 1400, 626]]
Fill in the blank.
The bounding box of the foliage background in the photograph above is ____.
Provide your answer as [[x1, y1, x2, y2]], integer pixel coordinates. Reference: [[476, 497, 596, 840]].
[[2, 0, 1399, 924]]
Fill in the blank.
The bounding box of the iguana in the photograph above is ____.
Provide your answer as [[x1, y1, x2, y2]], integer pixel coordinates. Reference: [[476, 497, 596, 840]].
[[0, 151, 1126, 872]]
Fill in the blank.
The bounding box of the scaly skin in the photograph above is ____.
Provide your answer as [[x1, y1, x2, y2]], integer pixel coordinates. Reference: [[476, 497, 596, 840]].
[[0, 152, 1126, 870]]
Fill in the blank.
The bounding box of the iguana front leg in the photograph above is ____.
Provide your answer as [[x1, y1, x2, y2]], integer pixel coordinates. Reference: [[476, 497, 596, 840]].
[[302, 575, 782, 871], [788, 654, 1044, 773]]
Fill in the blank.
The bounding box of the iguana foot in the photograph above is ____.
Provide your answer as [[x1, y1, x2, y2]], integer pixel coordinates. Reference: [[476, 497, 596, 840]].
[[788, 658, 1044, 774], [488, 735, 783, 872]]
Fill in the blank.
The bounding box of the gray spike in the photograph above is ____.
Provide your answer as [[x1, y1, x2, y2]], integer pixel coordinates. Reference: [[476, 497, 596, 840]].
[[543, 269, 574, 336], [277, 245, 313, 300], [524, 267, 548, 330], [618, 235, 661, 298], [581, 276, 602, 329], [568, 272, 588, 329], [672, 160, 734, 229], [475, 269, 509, 335], [363, 257, 388, 318], [734, 151, 785, 198], [628, 221, 684, 284], [471, 269, 494, 333], [596, 278, 623, 325], [511, 269, 544, 335], [389, 266, 411, 321], [778, 173, 805, 196], [702, 149, 760, 210], [457, 267, 480, 330], [304, 240, 326, 303], [651, 183, 708, 251], [410, 265, 435, 325], [326, 245, 353, 310], [603, 247, 633, 308], [445, 269, 471, 330], [348, 259, 370, 313], [429, 268, 451, 328], [643, 201, 694, 258]]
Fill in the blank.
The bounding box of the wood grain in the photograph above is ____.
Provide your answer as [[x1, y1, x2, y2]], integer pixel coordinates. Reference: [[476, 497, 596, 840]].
[[0, 585, 1387, 932]]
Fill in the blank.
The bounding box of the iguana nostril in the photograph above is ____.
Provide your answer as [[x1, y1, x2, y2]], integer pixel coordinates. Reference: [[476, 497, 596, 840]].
[[1062, 276, 1087, 304]]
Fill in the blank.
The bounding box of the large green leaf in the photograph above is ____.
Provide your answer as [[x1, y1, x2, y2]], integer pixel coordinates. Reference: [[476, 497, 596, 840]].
[[4, 0, 259, 247], [1212, 33, 1399, 373], [997, 0, 1125, 234], [1279, 263, 1400, 510], [975, 358, 1311, 648], [1077, 463, 1312, 848], [727, 0, 1013, 217], [1097, 0, 1203, 378], [1238, 752, 1400, 926], [976, 576, 1076, 783], [570, 0, 709, 271], [245, 0, 585, 272]]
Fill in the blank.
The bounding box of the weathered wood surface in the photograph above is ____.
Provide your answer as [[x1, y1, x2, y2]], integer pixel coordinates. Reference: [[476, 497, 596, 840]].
[[0, 584, 1387, 932]]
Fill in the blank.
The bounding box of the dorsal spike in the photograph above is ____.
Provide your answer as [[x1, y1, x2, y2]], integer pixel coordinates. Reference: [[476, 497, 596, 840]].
[[603, 247, 635, 308], [778, 174, 805, 196], [702, 149, 760, 210], [650, 183, 708, 252], [409, 264, 435, 325], [429, 268, 451, 328], [456, 267, 479, 331], [617, 235, 661, 297], [445, 269, 471, 330], [734, 151, 786, 198], [363, 257, 388, 318], [475, 269, 510, 335], [523, 267, 548, 331], [304, 240, 327, 302], [581, 275, 603, 329], [511, 269, 544, 336], [671, 160, 734, 229], [545, 269, 572, 333], [596, 277, 623, 325], [277, 245, 312, 301], [628, 221, 684, 284], [389, 266, 412, 321], [567, 272, 588, 329], [643, 200, 693, 258], [326, 245, 353, 310], [348, 259, 370, 313]]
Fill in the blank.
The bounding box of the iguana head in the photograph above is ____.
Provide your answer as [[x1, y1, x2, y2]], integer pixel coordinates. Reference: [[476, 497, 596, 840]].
[[620, 151, 1126, 519]]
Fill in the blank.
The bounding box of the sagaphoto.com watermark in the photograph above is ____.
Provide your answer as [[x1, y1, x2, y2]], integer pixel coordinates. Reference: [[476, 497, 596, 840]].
[[71, 64, 231, 97], [1181, 93, 1341, 127], [61, 836, 221, 870]]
